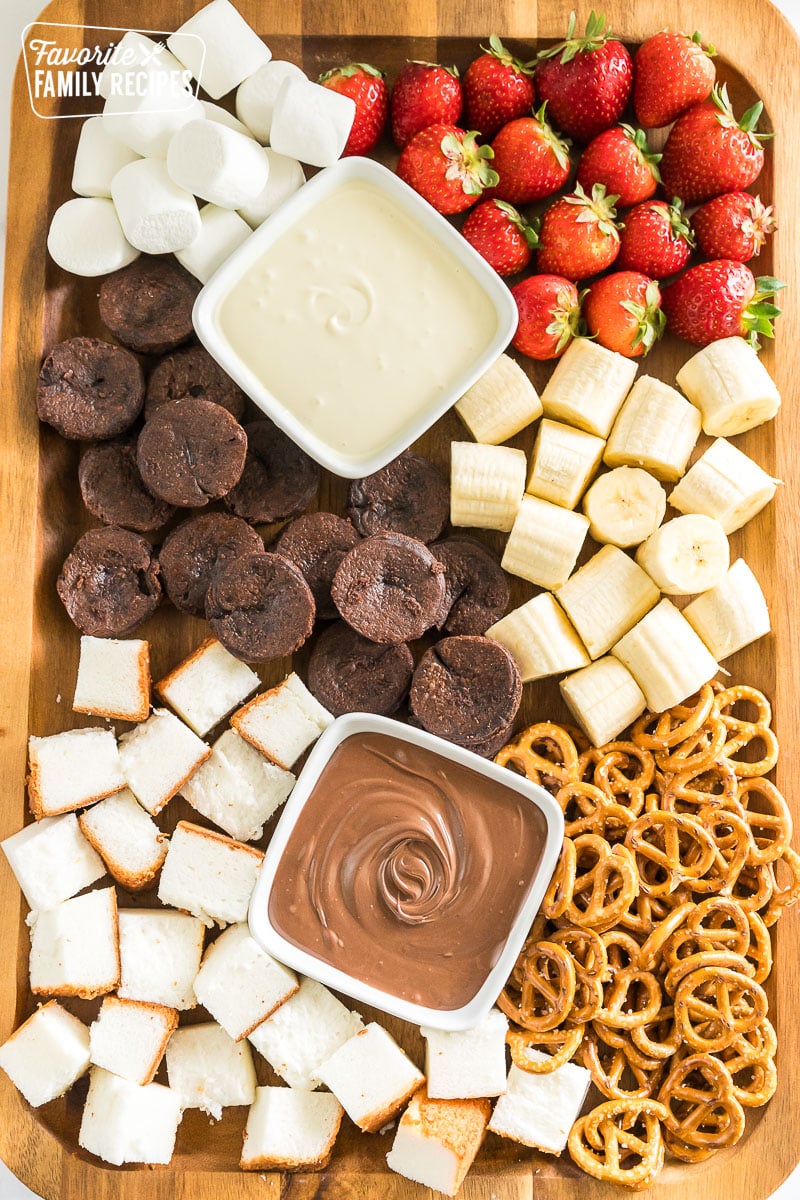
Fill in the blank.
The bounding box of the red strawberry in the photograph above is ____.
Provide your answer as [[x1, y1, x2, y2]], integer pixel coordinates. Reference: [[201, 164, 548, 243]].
[[537, 183, 621, 280], [617, 198, 694, 278], [397, 124, 498, 215], [535, 11, 633, 143], [576, 124, 661, 208], [661, 260, 785, 347], [510, 275, 582, 360], [583, 271, 665, 357], [633, 31, 716, 128], [490, 104, 571, 205], [463, 35, 536, 140], [692, 192, 777, 262], [319, 63, 388, 156], [660, 84, 769, 205], [462, 200, 538, 276], [390, 62, 463, 149]]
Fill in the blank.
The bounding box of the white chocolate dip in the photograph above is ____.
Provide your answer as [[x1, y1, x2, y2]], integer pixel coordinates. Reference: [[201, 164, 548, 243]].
[[217, 178, 500, 462]]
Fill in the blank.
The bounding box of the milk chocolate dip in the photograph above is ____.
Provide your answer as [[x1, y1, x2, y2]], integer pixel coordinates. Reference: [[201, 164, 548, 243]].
[[267, 731, 548, 1010]]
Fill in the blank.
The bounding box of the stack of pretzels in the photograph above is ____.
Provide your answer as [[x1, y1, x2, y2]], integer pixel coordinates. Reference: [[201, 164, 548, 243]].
[[495, 682, 800, 1190]]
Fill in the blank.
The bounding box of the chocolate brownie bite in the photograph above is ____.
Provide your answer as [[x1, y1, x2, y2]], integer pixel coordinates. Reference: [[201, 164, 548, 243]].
[[206, 552, 315, 662], [37, 337, 145, 441], [410, 635, 522, 749], [79, 440, 175, 532], [137, 397, 247, 507], [347, 450, 450, 543], [159, 512, 263, 616], [57, 526, 161, 637], [331, 532, 446, 645], [145, 345, 247, 421], [431, 536, 510, 635], [308, 621, 414, 717], [99, 257, 200, 355], [275, 513, 360, 620], [223, 419, 320, 524]]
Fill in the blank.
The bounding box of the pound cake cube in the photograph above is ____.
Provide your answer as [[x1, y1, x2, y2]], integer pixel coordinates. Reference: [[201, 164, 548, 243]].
[[231, 673, 334, 770], [28, 728, 125, 818], [89, 996, 178, 1086], [156, 638, 259, 736], [79, 1066, 183, 1166], [248, 976, 363, 1090], [78, 788, 168, 891], [181, 728, 295, 842], [73, 635, 150, 721], [29, 886, 119, 999], [118, 708, 211, 815], [240, 1086, 344, 1172], [166, 1021, 257, 1118], [193, 922, 298, 1040], [118, 909, 205, 1010], [488, 1051, 592, 1154], [2, 813, 106, 911], [421, 1007, 508, 1100], [0, 1001, 90, 1108], [157, 820, 264, 927], [317, 1022, 424, 1133], [387, 1086, 491, 1196]]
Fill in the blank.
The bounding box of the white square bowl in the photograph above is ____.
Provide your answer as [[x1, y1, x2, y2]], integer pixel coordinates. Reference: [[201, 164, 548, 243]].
[[192, 156, 518, 479], [248, 712, 564, 1032]]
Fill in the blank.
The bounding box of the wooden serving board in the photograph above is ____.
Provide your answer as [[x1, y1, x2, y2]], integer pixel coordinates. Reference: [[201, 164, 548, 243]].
[[2, 1, 800, 1198]]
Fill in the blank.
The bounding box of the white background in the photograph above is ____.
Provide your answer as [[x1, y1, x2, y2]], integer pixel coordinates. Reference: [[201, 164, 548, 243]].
[[1, 0, 800, 1196]]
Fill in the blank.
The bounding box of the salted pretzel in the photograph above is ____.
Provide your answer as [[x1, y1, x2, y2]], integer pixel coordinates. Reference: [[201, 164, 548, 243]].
[[763, 845, 800, 925], [557, 780, 635, 841], [714, 684, 778, 777], [568, 1098, 669, 1190], [632, 684, 717, 750], [541, 838, 576, 920], [730, 861, 775, 913], [736, 777, 793, 865], [653, 715, 727, 776], [494, 722, 579, 790], [673, 966, 768, 1052], [624, 811, 717, 897], [580, 1025, 664, 1101], [692, 806, 753, 893], [563, 836, 639, 931], [548, 925, 608, 1023], [498, 940, 576, 1033], [596, 965, 663, 1030], [629, 1005, 682, 1063], [659, 759, 739, 814], [657, 1052, 745, 1162], [506, 1022, 585, 1075], [663, 950, 754, 999]]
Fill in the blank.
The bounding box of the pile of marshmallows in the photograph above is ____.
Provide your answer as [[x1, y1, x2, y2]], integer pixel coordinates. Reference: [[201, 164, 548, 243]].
[[47, 0, 358, 282]]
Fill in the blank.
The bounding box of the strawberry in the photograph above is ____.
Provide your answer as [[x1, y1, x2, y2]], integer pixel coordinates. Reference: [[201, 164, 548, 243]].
[[660, 84, 769, 205], [617, 198, 695, 278], [692, 191, 777, 262], [583, 271, 665, 357], [390, 62, 463, 149], [537, 183, 621, 280], [576, 124, 661, 208], [463, 35, 536, 140], [510, 275, 582, 360], [319, 63, 388, 156], [396, 124, 498, 215], [633, 31, 716, 128], [661, 260, 785, 347], [535, 11, 633, 143], [490, 104, 571, 205], [462, 200, 538, 276]]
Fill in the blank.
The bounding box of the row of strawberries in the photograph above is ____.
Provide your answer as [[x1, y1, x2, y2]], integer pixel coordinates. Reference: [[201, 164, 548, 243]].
[[318, 12, 783, 361]]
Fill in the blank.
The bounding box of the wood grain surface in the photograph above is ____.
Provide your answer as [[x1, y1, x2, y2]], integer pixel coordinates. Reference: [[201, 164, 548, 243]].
[[1, 1, 800, 1198]]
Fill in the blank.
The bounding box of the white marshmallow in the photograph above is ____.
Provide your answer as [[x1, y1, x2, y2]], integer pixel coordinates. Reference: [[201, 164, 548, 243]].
[[103, 84, 204, 160], [98, 33, 187, 101], [201, 100, 256, 138], [47, 197, 139, 278], [111, 158, 201, 255], [72, 117, 141, 198], [235, 60, 307, 143], [168, 0, 272, 100], [167, 119, 270, 210], [270, 77, 356, 168], [175, 205, 251, 282], [238, 148, 305, 228]]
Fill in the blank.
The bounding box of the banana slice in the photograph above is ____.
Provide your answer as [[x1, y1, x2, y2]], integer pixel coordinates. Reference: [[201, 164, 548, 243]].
[[527, 419, 605, 510], [676, 336, 781, 437], [604, 375, 701, 482], [501, 494, 589, 589], [450, 441, 527, 532], [560, 656, 647, 748], [487, 592, 590, 682], [455, 353, 543, 445], [540, 337, 638, 438], [684, 558, 771, 661], [555, 544, 660, 659], [669, 438, 780, 534], [635, 514, 729, 595], [612, 598, 719, 714], [582, 466, 667, 548]]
